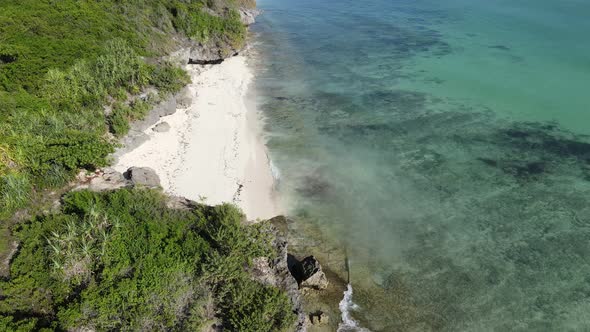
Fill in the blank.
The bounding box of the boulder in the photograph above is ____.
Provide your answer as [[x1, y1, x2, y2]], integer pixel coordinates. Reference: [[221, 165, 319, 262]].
[[124, 167, 161, 188], [153, 122, 171, 133], [295, 255, 329, 290], [129, 95, 177, 133]]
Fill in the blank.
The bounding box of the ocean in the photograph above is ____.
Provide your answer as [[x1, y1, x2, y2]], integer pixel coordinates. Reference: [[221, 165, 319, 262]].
[[251, 0, 590, 330]]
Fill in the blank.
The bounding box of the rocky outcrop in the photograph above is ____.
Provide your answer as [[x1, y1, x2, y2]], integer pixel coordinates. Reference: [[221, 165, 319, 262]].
[[111, 94, 178, 162], [124, 167, 161, 188], [188, 8, 258, 64], [250, 216, 307, 331], [74, 168, 129, 192], [188, 41, 235, 65], [289, 255, 329, 290], [299, 256, 329, 290], [166, 196, 198, 211], [74, 167, 163, 191], [239, 8, 259, 26]]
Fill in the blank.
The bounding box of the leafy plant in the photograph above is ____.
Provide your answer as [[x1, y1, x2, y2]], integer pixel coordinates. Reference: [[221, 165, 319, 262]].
[[0, 189, 295, 331]]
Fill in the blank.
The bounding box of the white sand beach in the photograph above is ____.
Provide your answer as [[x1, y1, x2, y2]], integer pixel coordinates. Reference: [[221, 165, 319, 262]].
[[114, 56, 280, 220]]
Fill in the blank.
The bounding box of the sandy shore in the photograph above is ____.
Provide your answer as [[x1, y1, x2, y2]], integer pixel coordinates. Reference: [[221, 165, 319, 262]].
[[114, 56, 280, 220]]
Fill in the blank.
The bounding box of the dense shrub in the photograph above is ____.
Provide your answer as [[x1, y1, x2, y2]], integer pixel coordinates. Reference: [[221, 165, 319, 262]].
[[0, 189, 295, 331]]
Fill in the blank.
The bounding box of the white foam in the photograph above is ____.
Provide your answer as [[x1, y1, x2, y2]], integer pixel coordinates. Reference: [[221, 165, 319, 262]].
[[269, 158, 281, 182], [337, 284, 371, 332]]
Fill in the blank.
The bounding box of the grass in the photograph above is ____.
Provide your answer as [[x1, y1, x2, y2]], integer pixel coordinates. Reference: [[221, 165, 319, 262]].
[[0, 189, 295, 331]]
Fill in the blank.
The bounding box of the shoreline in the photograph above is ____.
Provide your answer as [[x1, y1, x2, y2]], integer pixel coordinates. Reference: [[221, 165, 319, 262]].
[[114, 55, 281, 221]]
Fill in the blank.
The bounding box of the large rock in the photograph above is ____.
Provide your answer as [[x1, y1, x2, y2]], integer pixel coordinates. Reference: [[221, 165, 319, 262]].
[[239, 9, 259, 26], [188, 41, 233, 65], [299, 256, 329, 290], [124, 167, 161, 188]]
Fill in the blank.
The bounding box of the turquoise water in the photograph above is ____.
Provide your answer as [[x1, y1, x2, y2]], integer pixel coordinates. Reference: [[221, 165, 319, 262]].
[[252, 0, 590, 330]]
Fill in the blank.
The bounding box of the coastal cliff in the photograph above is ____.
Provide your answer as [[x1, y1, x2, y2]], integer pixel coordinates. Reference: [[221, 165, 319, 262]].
[[0, 1, 315, 331]]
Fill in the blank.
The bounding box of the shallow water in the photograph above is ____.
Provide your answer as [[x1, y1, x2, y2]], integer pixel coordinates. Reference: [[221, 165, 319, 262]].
[[252, 0, 590, 330]]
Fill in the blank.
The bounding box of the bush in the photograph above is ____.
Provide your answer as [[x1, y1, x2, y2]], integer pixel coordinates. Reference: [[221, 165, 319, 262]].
[[150, 62, 191, 96], [0, 189, 295, 331], [29, 131, 114, 178], [220, 278, 296, 332]]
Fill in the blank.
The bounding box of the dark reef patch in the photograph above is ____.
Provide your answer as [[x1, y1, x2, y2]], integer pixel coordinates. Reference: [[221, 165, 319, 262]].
[[489, 45, 511, 51]]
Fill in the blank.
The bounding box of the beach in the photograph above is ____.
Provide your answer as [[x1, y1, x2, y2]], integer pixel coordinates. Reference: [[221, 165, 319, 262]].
[[114, 56, 280, 221]]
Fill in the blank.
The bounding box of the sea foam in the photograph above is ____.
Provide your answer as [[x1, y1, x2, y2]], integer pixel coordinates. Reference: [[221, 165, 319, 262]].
[[337, 284, 371, 332]]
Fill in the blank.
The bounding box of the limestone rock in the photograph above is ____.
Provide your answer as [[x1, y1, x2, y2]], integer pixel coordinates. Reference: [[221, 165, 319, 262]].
[[124, 167, 161, 188], [300, 256, 329, 290], [239, 9, 259, 26], [111, 132, 150, 163], [188, 42, 231, 65], [73, 168, 130, 192], [129, 95, 177, 133], [152, 122, 171, 133], [166, 196, 197, 210], [89, 168, 128, 191], [155, 96, 177, 117], [250, 215, 307, 331]]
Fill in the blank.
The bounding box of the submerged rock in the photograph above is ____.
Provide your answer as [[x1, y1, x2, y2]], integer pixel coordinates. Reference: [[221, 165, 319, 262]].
[[124, 167, 161, 188]]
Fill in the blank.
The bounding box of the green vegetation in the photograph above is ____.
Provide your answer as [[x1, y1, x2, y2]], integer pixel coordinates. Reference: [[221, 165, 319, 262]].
[[0, 2, 286, 330], [0, 0, 247, 267], [0, 188, 295, 331], [0, 0, 247, 217]]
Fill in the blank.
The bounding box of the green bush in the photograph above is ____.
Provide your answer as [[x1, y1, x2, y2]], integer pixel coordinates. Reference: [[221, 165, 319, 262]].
[[150, 62, 191, 95], [0, 189, 295, 331], [29, 131, 114, 177]]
